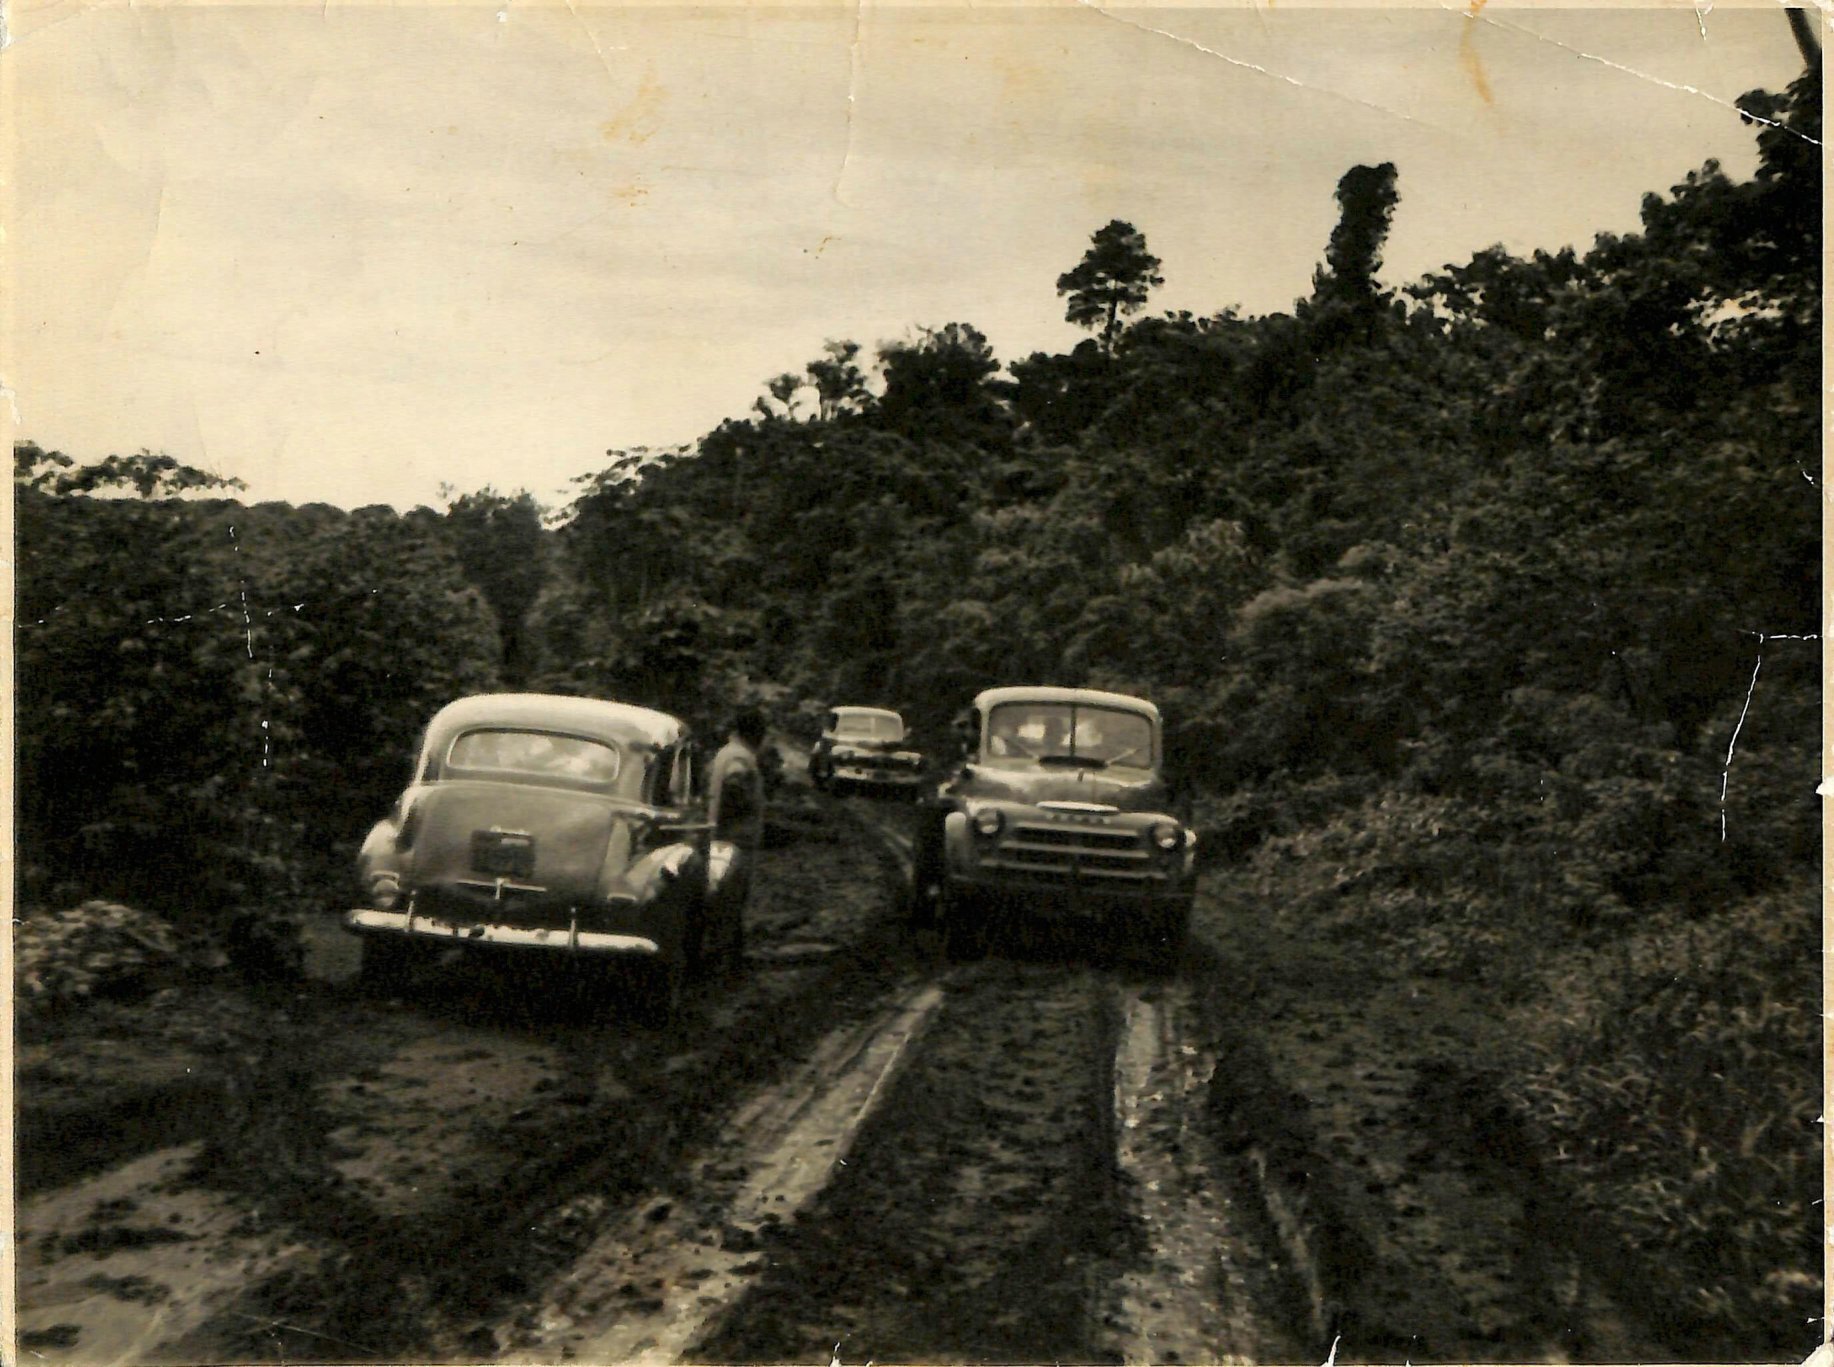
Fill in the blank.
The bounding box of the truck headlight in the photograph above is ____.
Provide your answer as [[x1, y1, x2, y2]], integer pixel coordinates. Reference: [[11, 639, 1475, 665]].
[[1150, 822, 1183, 853], [972, 807, 1005, 838]]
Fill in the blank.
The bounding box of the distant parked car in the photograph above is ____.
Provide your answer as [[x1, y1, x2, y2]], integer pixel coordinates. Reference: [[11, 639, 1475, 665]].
[[345, 693, 745, 1020], [808, 706, 925, 797], [910, 686, 1195, 965]]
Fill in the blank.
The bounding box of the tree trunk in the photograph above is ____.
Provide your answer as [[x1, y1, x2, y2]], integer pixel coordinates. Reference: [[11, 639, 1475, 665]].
[[1786, 7, 1820, 77]]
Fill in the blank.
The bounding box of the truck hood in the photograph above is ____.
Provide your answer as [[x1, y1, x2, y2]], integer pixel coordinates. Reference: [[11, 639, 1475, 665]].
[[959, 765, 1166, 812]]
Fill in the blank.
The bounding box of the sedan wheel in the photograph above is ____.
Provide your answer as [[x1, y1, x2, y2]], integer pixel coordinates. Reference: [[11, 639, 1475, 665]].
[[357, 934, 416, 996], [639, 954, 686, 1027], [715, 906, 747, 978]]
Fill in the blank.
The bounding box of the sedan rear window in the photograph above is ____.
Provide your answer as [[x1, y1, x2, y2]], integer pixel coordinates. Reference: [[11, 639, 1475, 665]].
[[448, 730, 621, 783], [833, 712, 903, 740]]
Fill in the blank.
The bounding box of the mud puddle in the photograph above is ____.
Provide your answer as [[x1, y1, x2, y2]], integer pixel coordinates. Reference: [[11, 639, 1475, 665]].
[[16, 1145, 323, 1366]]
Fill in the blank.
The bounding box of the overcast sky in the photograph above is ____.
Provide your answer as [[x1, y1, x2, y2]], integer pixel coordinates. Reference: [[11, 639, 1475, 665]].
[[8, 2, 1808, 511]]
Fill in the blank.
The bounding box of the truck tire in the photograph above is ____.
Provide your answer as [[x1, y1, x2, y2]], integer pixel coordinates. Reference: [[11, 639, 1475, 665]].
[[1128, 902, 1189, 975], [942, 881, 988, 962]]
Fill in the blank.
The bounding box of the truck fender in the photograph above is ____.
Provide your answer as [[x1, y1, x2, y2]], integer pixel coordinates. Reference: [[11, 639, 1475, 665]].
[[941, 809, 976, 877]]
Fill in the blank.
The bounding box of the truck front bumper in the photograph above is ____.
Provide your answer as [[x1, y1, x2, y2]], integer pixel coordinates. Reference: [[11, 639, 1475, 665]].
[[945, 876, 1193, 921]]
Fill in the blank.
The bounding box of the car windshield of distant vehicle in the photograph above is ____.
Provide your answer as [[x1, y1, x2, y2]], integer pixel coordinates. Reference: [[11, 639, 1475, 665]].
[[832, 712, 903, 741], [448, 729, 622, 782], [984, 703, 1153, 769]]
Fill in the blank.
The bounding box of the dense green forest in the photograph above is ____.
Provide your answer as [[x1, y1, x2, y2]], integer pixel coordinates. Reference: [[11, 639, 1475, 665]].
[[15, 65, 1818, 1354]]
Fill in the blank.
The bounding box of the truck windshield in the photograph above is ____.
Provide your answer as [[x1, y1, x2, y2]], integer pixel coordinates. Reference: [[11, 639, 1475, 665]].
[[984, 703, 1153, 769]]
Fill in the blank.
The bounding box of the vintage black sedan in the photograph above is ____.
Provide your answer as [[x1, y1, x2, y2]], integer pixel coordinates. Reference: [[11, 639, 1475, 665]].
[[807, 706, 925, 796], [346, 693, 744, 1019]]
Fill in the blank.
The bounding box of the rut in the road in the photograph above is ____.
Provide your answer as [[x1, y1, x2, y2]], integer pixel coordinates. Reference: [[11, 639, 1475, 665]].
[[1106, 983, 1306, 1366], [495, 982, 947, 1364], [696, 960, 1129, 1365]]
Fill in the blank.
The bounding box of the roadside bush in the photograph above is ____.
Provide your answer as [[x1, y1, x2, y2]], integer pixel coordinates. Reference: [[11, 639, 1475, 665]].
[[16, 901, 196, 1020], [1254, 792, 1538, 979], [1514, 883, 1819, 1351], [15, 473, 501, 943]]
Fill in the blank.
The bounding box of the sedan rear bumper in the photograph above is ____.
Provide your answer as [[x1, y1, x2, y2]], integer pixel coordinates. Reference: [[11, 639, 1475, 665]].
[[344, 908, 659, 956]]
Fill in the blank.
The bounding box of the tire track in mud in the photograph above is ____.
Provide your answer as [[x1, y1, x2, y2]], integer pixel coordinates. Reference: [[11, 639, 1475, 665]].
[[1189, 921, 1667, 1364], [489, 981, 948, 1363], [1104, 982, 1305, 1365], [695, 961, 1129, 1364]]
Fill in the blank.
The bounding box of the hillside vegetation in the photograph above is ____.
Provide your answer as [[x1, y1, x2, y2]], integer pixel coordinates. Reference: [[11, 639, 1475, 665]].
[[15, 68, 1818, 1356]]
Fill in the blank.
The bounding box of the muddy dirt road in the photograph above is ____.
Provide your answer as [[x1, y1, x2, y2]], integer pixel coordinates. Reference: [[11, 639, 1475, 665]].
[[19, 785, 1673, 1365]]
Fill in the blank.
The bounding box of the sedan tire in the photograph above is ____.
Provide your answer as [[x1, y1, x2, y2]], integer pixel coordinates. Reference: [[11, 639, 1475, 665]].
[[639, 954, 686, 1027], [717, 907, 747, 978], [357, 934, 416, 996]]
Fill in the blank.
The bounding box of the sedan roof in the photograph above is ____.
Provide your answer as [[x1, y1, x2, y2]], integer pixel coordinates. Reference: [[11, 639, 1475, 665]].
[[425, 693, 687, 750]]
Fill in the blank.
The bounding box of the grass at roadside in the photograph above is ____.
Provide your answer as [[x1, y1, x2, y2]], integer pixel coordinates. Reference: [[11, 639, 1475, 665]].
[[1192, 860, 1819, 1363]]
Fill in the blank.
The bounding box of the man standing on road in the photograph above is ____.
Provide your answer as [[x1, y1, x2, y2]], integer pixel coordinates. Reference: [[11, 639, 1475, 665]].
[[709, 705, 768, 856], [708, 707, 768, 926]]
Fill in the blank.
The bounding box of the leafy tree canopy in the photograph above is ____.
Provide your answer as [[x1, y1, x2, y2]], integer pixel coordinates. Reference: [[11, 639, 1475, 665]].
[[1056, 219, 1164, 347]]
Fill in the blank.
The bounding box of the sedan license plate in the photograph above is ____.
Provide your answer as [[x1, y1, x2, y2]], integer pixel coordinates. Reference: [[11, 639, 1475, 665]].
[[471, 829, 536, 878]]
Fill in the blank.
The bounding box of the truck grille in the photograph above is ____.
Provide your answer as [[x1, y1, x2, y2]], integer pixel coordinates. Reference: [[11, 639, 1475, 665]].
[[1015, 825, 1139, 851], [982, 822, 1163, 884], [840, 753, 913, 770]]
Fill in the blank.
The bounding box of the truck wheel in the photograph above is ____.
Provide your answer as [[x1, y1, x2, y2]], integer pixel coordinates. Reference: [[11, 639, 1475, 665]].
[[1129, 904, 1188, 975], [908, 853, 940, 932], [942, 882, 988, 962]]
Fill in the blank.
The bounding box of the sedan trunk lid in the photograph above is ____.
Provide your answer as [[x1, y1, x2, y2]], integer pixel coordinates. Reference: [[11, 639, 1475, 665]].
[[407, 783, 630, 919]]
